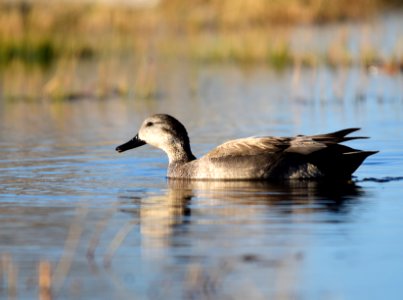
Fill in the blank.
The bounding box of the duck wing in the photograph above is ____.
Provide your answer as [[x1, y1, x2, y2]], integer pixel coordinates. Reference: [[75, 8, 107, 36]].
[[205, 127, 373, 162], [205, 135, 327, 159], [200, 128, 376, 179]]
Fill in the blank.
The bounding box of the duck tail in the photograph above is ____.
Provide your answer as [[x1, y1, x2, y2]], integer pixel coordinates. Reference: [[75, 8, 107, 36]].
[[309, 145, 378, 178], [340, 150, 379, 176]]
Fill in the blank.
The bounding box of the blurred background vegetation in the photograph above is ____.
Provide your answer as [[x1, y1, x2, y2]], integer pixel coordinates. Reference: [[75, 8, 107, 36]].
[[0, 0, 402, 100]]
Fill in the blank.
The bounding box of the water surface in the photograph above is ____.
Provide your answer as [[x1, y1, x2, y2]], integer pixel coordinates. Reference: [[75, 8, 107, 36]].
[[0, 63, 402, 299]]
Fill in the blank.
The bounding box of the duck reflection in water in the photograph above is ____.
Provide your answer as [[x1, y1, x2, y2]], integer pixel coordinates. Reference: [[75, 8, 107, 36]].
[[132, 179, 364, 252]]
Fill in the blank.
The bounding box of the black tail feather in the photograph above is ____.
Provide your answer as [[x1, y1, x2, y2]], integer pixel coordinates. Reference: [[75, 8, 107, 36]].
[[309, 145, 378, 178], [342, 151, 379, 175]]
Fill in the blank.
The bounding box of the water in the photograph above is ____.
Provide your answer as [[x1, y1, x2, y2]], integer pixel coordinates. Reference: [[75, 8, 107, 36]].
[[1, 62, 403, 299], [3, 9, 403, 298]]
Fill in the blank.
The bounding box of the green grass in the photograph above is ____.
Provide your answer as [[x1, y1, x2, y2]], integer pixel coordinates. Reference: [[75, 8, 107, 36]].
[[0, 38, 56, 67]]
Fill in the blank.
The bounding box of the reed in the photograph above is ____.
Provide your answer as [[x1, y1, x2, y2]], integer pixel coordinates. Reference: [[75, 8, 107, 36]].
[[39, 261, 52, 300], [0, 0, 401, 100], [1, 254, 18, 300]]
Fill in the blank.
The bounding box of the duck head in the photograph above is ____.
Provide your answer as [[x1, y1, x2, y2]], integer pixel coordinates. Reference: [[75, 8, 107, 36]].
[[116, 114, 195, 163]]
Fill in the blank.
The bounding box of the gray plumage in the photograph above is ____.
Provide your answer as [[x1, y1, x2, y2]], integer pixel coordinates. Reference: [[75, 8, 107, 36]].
[[116, 114, 377, 180]]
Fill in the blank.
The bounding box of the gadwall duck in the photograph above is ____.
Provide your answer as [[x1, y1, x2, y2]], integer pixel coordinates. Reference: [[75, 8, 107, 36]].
[[116, 114, 377, 180]]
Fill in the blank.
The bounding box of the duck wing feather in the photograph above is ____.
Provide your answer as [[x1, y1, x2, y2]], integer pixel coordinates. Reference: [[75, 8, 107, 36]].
[[205, 128, 367, 159], [205, 136, 324, 159]]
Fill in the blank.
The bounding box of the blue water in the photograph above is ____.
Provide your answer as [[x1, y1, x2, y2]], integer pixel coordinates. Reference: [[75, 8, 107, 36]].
[[0, 64, 402, 299]]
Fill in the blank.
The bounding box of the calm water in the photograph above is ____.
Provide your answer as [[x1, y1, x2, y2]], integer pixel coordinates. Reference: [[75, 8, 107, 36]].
[[0, 8, 403, 300], [1, 62, 403, 299]]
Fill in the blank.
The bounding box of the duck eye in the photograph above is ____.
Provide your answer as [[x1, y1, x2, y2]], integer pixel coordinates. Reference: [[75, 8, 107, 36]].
[[145, 122, 153, 127]]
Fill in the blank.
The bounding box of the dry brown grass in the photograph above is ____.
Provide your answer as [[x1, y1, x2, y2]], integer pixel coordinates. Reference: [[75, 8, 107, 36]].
[[0, 0, 401, 100], [160, 0, 383, 29]]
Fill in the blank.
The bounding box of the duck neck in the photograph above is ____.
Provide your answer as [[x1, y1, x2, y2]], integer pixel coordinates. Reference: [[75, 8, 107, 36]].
[[165, 142, 196, 164]]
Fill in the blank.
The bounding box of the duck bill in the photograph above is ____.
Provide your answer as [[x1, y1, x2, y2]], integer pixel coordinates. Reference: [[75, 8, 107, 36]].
[[116, 134, 146, 153]]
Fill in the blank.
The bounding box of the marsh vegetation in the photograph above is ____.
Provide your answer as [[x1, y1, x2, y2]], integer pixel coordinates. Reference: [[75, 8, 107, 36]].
[[0, 0, 401, 99]]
